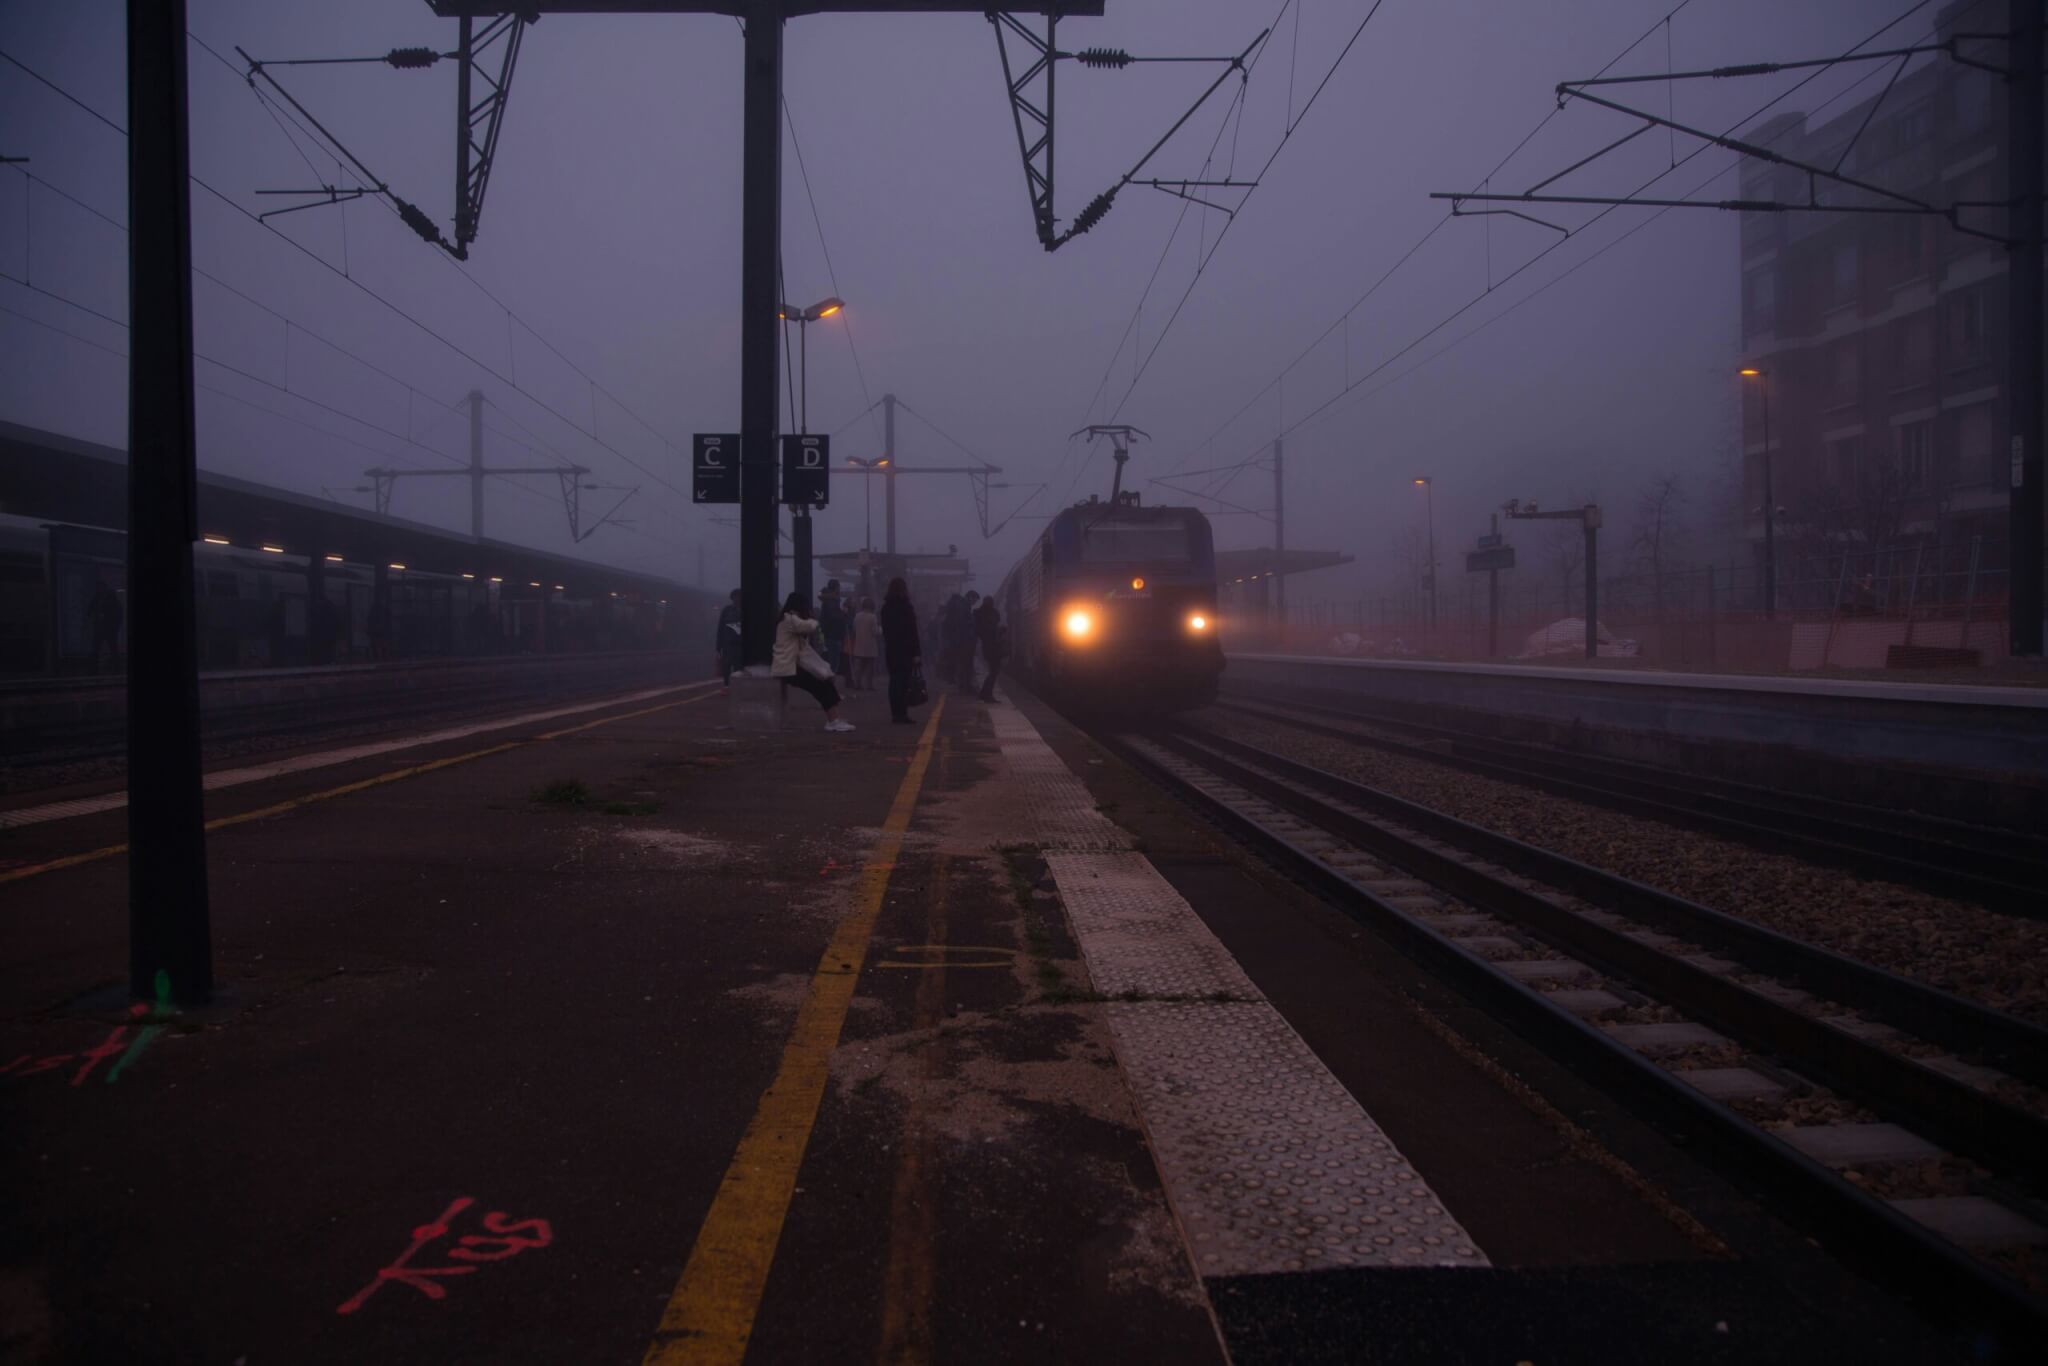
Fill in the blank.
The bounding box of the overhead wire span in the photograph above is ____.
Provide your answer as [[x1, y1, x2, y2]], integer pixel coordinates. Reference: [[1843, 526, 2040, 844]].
[[182, 32, 693, 497], [783, 94, 884, 449], [1198, 0, 1943, 500]]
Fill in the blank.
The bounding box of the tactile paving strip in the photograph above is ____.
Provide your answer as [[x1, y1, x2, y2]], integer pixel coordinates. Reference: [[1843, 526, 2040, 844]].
[[1113, 1001, 1486, 1274], [989, 700, 1488, 1276], [1045, 853, 1255, 999], [987, 700, 1132, 852]]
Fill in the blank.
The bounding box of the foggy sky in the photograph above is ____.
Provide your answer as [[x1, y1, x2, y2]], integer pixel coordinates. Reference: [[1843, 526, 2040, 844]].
[[1, 0, 1915, 599]]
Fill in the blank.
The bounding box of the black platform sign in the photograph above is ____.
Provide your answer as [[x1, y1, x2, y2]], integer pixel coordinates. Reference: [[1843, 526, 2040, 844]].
[[692, 433, 741, 503], [779, 434, 830, 507], [1466, 545, 1516, 573]]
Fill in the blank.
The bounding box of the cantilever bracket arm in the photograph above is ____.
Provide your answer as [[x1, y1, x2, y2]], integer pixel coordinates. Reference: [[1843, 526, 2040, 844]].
[[452, 12, 532, 258], [990, 11, 1061, 249]]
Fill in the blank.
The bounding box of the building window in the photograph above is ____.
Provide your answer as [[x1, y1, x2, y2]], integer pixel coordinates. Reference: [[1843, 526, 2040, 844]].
[[1831, 342, 1861, 405], [1948, 290, 1987, 365], [1895, 420, 1932, 491], [1893, 313, 1932, 388], [1827, 435, 1861, 489], [1743, 267, 1775, 332], [1954, 72, 1992, 132], [1895, 217, 1930, 281], [1830, 240, 1859, 306], [1947, 403, 1998, 486], [1898, 104, 1932, 150]]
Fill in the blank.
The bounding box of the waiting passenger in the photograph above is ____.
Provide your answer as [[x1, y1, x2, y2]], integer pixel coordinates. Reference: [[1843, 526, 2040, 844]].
[[773, 591, 853, 732], [819, 579, 847, 676], [716, 588, 742, 687], [974, 595, 1007, 703], [87, 579, 123, 673], [951, 591, 982, 695], [849, 596, 880, 691], [880, 577, 923, 725]]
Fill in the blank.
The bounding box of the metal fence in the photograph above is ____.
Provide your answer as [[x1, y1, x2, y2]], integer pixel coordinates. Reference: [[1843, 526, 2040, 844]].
[[1262, 537, 2013, 672]]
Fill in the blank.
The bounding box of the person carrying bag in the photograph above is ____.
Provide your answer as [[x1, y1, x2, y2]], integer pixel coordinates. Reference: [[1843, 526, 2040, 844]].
[[879, 576, 924, 725]]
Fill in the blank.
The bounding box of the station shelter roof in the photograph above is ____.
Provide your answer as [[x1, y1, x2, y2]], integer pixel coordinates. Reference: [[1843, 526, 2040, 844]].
[[1216, 547, 1354, 586], [0, 419, 699, 605]]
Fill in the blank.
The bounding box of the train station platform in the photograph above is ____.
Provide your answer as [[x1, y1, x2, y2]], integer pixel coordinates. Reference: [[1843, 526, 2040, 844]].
[[0, 674, 1972, 1363]]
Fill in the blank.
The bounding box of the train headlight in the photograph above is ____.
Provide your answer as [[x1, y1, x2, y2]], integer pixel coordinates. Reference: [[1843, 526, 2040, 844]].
[[1062, 608, 1096, 641], [1188, 613, 1210, 632]]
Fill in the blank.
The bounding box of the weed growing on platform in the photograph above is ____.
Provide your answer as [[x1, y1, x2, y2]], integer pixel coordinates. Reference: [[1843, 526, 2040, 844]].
[[532, 778, 590, 806], [602, 800, 662, 817]]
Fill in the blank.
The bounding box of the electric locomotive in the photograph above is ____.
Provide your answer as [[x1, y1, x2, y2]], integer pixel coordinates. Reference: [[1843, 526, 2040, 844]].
[[995, 492, 1223, 708]]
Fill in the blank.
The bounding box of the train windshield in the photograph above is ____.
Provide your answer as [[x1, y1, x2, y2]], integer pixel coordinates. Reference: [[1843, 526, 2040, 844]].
[[1080, 520, 1193, 564]]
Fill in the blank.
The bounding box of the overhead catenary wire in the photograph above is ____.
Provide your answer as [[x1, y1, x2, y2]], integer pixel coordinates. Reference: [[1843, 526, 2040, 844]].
[[1158, 0, 1700, 493], [783, 94, 884, 451], [182, 32, 696, 496], [1, 160, 582, 508], [1185, 0, 1941, 512]]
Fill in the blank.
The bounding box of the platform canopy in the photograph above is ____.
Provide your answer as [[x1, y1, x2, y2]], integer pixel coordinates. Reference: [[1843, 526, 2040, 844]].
[[1216, 548, 1353, 586]]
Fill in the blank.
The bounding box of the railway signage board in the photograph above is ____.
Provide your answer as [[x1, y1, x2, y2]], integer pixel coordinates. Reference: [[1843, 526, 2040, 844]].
[[780, 434, 830, 507], [1466, 545, 1516, 573], [692, 434, 741, 504]]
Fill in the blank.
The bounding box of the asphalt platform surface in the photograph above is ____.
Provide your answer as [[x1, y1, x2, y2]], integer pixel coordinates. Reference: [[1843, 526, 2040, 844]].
[[0, 671, 1984, 1363]]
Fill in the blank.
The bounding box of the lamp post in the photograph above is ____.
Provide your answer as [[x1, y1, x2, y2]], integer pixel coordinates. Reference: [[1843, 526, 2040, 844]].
[[1413, 477, 1437, 631], [848, 456, 889, 556], [778, 296, 845, 436], [1740, 367, 1775, 620], [777, 297, 844, 603]]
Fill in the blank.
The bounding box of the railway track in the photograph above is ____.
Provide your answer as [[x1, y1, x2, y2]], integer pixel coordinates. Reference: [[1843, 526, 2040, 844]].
[[1108, 719, 2048, 1343], [0, 652, 698, 786], [1211, 692, 2048, 918]]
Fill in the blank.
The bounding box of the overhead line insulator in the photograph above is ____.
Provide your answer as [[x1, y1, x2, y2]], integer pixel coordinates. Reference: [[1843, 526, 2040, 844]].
[[394, 196, 445, 247], [385, 47, 443, 69], [1075, 47, 1133, 69]]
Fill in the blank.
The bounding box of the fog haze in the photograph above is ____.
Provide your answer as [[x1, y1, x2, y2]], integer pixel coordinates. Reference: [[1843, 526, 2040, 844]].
[[2, 0, 1912, 600]]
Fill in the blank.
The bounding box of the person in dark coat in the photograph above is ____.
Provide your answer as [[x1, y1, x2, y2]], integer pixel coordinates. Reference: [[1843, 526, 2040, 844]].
[[879, 576, 922, 725], [973, 595, 1007, 702], [87, 579, 123, 672], [715, 588, 742, 686]]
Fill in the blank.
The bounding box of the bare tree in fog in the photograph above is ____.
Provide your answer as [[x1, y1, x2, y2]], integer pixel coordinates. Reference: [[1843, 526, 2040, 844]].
[[1632, 473, 1689, 626]]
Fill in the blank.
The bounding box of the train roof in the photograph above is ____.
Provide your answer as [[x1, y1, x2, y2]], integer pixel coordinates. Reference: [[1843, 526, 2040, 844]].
[[0, 418, 706, 605]]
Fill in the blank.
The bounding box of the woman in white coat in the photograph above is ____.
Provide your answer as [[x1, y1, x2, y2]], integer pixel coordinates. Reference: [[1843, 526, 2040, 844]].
[[773, 591, 854, 732]]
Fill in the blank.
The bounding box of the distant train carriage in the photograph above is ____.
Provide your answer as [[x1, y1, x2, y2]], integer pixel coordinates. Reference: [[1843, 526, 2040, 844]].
[[998, 495, 1223, 708]]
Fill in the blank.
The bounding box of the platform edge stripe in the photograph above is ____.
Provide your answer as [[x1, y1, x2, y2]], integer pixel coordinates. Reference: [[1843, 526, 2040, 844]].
[[642, 698, 948, 1366], [0, 689, 718, 887], [994, 702, 1489, 1277], [0, 678, 720, 830]]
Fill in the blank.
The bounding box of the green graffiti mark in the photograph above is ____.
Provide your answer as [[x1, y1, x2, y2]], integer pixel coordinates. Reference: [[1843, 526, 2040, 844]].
[[106, 969, 176, 1084]]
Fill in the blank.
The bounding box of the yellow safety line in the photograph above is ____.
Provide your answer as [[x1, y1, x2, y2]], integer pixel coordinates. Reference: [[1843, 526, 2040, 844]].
[[0, 685, 718, 887], [643, 698, 948, 1366]]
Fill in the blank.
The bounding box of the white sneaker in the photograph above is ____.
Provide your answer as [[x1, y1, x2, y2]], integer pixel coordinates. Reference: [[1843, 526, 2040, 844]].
[[824, 719, 856, 732]]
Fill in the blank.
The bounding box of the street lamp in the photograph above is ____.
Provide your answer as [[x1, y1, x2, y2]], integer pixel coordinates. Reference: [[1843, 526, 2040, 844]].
[[1740, 366, 1776, 620], [847, 456, 890, 556], [777, 296, 846, 435], [775, 297, 845, 605], [1413, 476, 1438, 631]]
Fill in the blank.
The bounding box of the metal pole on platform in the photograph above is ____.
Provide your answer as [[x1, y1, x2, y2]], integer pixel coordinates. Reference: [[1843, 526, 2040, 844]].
[[468, 389, 485, 539], [883, 391, 897, 555], [739, 0, 783, 665], [126, 0, 211, 1006], [1272, 436, 1286, 628], [2008, 0, 2044, 656], [1583, 504, 1601, 660]]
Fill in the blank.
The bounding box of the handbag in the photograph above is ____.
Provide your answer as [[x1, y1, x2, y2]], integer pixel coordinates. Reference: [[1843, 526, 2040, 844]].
[[798, 645, 834, 680], [905, 662, 930, 707]]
